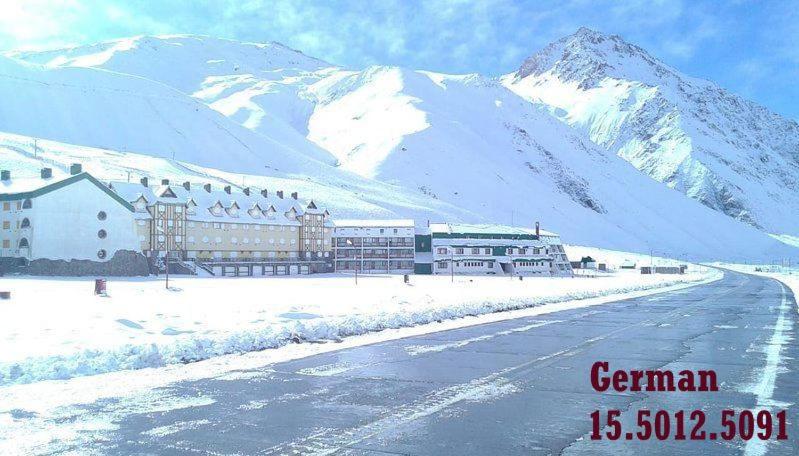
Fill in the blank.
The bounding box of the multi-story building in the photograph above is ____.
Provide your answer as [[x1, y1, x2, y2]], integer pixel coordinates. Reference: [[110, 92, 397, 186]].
[[0, 166, 143, 273], [110, 177, 333, 275], [413, 222, 572, 276], [332, 219, 415, 274], [2, 165, 573, 279]]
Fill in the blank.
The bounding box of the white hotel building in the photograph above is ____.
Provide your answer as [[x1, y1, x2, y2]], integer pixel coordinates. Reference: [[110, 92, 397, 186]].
[[415, 222, 572, 276], [332, 219, 416, 274]]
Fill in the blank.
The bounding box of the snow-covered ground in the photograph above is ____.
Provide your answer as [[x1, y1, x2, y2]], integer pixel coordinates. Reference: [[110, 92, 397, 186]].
[[0, 268, 719, 386]]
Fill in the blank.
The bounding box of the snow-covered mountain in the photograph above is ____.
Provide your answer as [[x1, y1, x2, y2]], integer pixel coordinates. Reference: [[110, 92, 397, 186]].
[[3, 34, 797, 260], [501, 27, 799, 241]]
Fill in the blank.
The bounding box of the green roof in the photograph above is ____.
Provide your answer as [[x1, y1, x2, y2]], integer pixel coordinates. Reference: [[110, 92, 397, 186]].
[[0, 172, 134, 212], [432, 232, 540, 240]]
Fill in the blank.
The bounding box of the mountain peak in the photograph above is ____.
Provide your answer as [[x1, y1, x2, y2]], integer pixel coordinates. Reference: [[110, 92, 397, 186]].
[[513, 28, 673, 87]]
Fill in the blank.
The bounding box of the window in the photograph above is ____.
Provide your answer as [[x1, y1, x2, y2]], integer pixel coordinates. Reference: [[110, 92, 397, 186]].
[[137, 220, 146, 226], [437, 247, 447, 254], [231, 237, 238, 244], [19, 238, 29, 248], [97, 211, 107, 221], [202, 236, 209, 243], [455, 248, 464, 254], [97, 249, 107, 259], [471, 248, 479, 254], [22, 199, 32, 209], [2, 202, 9, 211], [484, 248, 491, 254], [2, 239, 9, 248], [2, 221, 9, 230], [290, 226, 296, 232], [280, 238, 286, 245], [97, 229, 107, 239], [507, 248, 514, 255], [438, 262, 448, 269]]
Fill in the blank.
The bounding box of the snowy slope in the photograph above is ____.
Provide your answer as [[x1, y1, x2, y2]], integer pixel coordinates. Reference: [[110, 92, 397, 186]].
[[501, 27, 799, 238], [301, 67, 796, 260], [0, 132, 475, 223], [0, 54, 340, 174], [9, 35, 337, 165], [3, 34, 798, 260]]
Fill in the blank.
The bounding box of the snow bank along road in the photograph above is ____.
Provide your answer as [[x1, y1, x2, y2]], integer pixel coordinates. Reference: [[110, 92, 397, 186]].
[[0, 270, 712, 385], [5, 270, 796, 455]]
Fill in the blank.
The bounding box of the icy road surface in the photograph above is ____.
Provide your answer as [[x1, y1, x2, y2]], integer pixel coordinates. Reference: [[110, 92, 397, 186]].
[[5, 270, 799, 455]]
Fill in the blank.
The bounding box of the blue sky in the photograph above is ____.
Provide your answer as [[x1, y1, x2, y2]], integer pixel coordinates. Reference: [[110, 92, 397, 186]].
[[2, 0, 797, 120]]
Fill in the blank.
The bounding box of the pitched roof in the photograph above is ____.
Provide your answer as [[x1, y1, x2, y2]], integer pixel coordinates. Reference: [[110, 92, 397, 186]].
[[0, 172, 134, 211]]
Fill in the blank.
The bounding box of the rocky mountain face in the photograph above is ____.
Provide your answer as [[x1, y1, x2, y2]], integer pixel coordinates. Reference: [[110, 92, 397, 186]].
[[502, 27, 799, 239], [2, 33, 797, 259]]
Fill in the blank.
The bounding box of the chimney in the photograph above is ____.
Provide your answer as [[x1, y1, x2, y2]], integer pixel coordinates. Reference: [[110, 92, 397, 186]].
[[182, 181, 191, 191], [535, 221, 540, 236], [161, 179, 169, 185], [140, 177, 149, 187], [290, 191, 298, 200], [224, 185, 231, 194], [69, 163, 82, 175], [203, 183, 211, 193], [276, 190, 284, 199], [243, 187, 250, 196], [41, 168, 52, 179], [1, 170, 9, 181], [260, 189, 268, 198]]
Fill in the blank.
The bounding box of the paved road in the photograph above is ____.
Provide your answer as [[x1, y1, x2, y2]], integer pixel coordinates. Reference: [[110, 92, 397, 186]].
[[86, 271, 798, 455]]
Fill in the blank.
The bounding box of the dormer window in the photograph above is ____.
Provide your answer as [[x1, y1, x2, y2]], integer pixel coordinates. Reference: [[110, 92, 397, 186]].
[[209, 201, 224, 217], [263, 206, 276, 219], [226, 201, 240, 217], [22, 199, 32, 209], [157, 186, 177, 198], [133, 196, 148, 212], [186, 198, 197, 215], [307, 200, 318, 210], [248, 204, 262, 218]]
